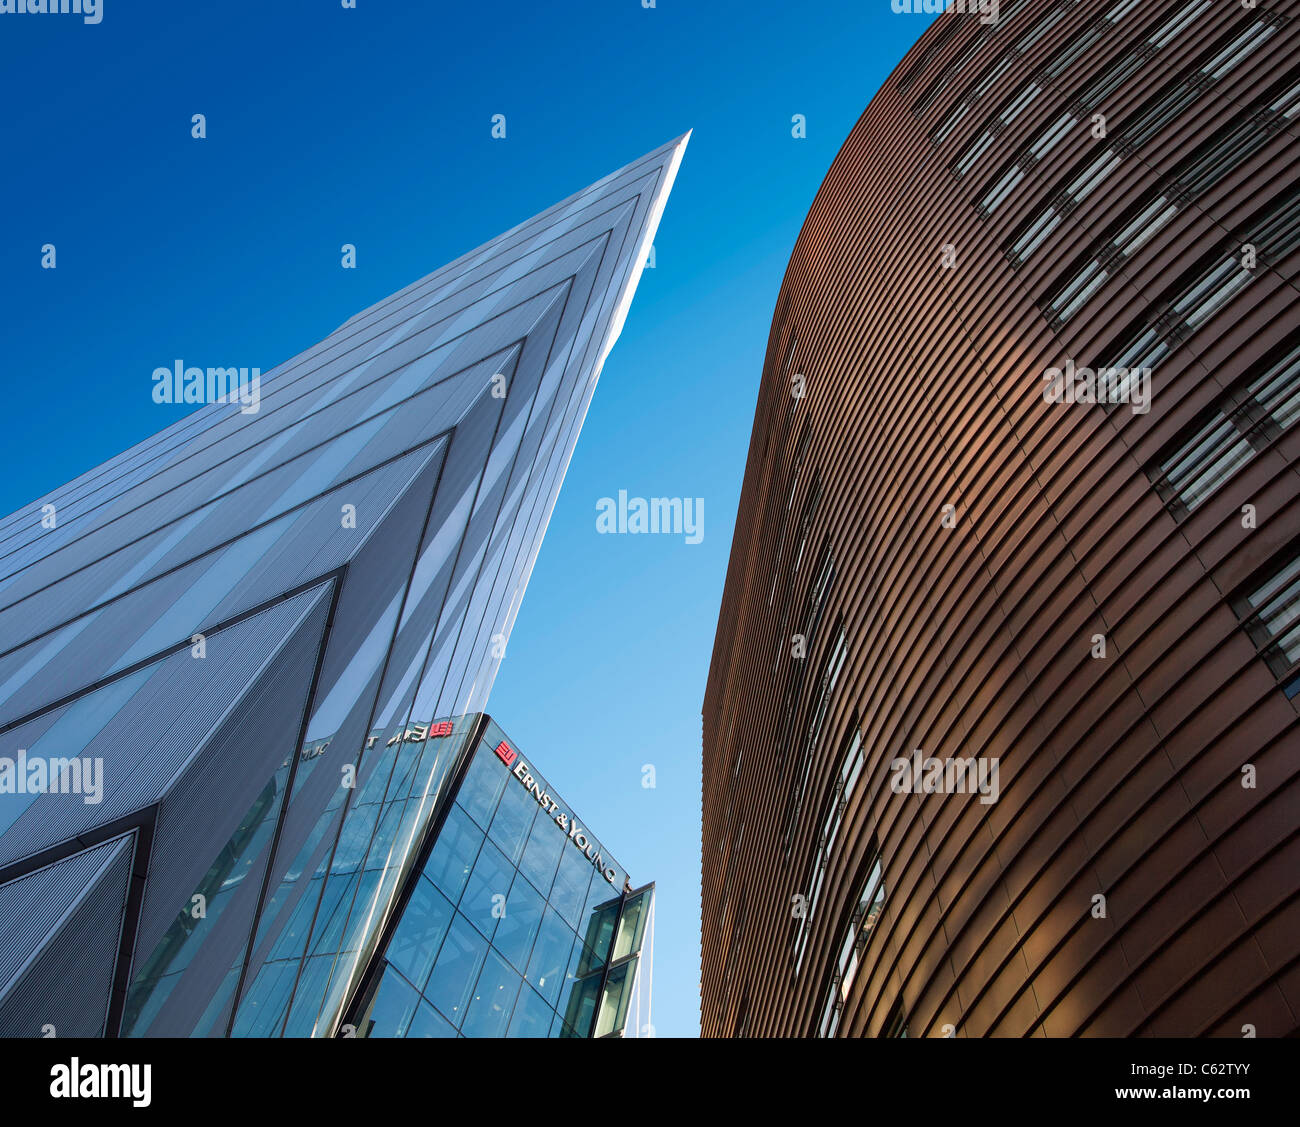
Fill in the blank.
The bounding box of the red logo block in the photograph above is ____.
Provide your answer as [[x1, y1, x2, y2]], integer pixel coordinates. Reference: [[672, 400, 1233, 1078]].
[[494, 741, 517, 768]]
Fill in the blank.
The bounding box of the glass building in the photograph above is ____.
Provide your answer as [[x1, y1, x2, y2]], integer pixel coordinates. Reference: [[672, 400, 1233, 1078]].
[[345, 716, 653, 1039], [0, 136, 684, 1037]]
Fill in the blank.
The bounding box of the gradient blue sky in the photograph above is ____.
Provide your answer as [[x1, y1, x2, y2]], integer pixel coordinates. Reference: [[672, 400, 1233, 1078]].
[[0, 0, 938, 1037]]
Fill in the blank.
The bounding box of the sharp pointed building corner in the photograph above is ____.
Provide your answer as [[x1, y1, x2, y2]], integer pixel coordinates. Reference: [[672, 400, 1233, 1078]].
[[0, 136, 687, 1038]]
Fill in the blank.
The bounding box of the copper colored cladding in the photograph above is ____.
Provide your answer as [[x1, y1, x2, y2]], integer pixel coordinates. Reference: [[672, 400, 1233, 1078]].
[[702, 0, 1300, 1038]]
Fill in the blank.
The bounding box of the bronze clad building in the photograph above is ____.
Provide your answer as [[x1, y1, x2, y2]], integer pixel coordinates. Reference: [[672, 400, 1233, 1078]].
[[702, 0, 1300, 1037]]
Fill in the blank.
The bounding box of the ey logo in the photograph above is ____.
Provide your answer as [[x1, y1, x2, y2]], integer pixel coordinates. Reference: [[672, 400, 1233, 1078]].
[[495, 741, 518, 768]]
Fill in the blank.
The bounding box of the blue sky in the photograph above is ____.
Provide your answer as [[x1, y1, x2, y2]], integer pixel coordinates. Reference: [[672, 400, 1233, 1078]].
[[0, 0, 936, 1037]]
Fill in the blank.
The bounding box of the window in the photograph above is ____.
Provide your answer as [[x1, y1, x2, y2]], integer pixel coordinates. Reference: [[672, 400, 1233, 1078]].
[[1146, 0, 1210, 49], [731, 992, 750, 1039], [932, 101, 971, 147], [1039, 20, 1102, 81], [951, 80, 1041, 177], [1251, 190, 1300, 263], [1119, 7, 1282, 150], [1047, 259, 1110, 325], [997, 4, 1278, 263], [1093, 190, 1300, 410], [793, 726, 864, 976], [1006, 204, 1063, 262], [979, 164, 1026, 215], [976, 108, 1076, 217], [1143, 339, 1300, 517], [766, 364, 807, 608], [1012, 1, 1071, 55], [1066, 147, 1123, 201], [925, 0, 1080, 133], [1202, 20, 1278, 81], [1041, 192, 1178, 326], [882, 996, 909, 1039], [791, 474, 823, 574], [1235, 545, 1300, 698], [782, 332, 800, 422], [785, 625, 848, 852], [1002, 147, 1120, 263], [787, 419, 814, 512], [1174, 258, 1254, 330], [897, 14, 966, 94], [897, 0, 1036, 96], [1168, 64, 1300, 199], [912, 34, 985, 116], [803, 547, 835, 650], [817, 841, 887, 1037]]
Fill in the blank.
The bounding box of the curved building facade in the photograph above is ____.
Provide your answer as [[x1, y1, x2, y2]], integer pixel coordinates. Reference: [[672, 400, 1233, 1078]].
[[702, 0, 1300, 1037]]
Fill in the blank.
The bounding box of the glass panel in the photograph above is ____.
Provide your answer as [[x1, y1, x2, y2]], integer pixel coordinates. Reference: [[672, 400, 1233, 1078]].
[[282, 953, 339, 1036], [461, 949, 522, 1038], [224, 957, 297, 1037], [507, 985, 555, 1038], [577, 890, 621, 967], [548, 842, 593, 929], [487, 777, 538, 865], [561, 939, 603, 1039], [517, 811, 565, 897], [423, 912, 489, 1030], [455, 746, 507, 830], [493, 877, 546, 974], [613, 891, 650, 962], [406, 999, 457, 1038], [594, 960, 633, 1038], [386, 876, 454, 992], [423, 804, 484, 903], [526, 907, 576, 1008], [363, 966, 420, 1038], [458, 837, 513, 940]]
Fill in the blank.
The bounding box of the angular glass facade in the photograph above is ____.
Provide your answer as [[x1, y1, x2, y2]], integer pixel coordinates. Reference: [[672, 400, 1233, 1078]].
[[0, 137, 683, 1038], [349, 717, 653, 1039]]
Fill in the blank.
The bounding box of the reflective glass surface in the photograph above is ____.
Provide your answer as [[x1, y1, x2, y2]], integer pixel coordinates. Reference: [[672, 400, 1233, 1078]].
[[353, 719, 651, 1037]]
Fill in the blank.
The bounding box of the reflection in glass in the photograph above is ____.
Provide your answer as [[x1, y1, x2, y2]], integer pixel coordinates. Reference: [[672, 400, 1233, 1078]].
[[595, 960, 632, 1038], [461, 949, 521, 1037], [492, 878, 545, 974], [526, 907, 576, 1009], [488, 780, 538, 864], [424, 804, 484, 903], [364, 966, 420, 1037], [387, 877, 454, 992], [455, 747, 507, 829], [507, 985, 555, 1038], [122, 755, 289, 1036], [407, 999, 457, 1038], [548, 843, 593, 929], [458, 838, 513, 940], [517, 812, 564, 897], [424, 913, 488, 1028]]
